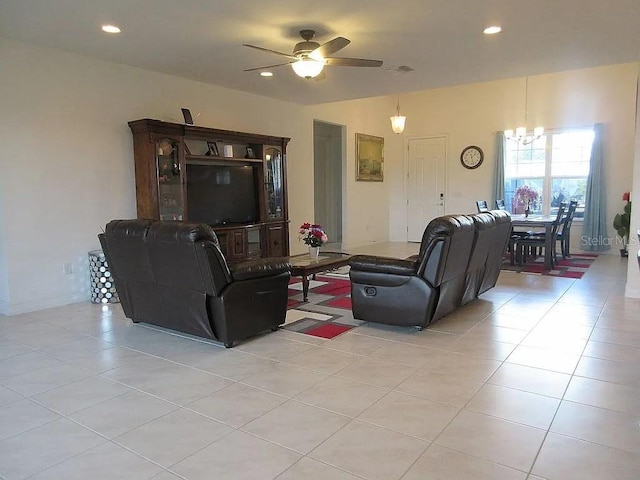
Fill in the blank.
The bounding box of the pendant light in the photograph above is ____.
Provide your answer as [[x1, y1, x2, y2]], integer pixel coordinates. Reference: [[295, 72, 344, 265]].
[[390, 95, 406, 134]]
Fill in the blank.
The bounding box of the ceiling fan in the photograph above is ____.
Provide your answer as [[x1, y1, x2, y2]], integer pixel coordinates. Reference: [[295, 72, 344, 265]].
[[243, 29, 383, 79]]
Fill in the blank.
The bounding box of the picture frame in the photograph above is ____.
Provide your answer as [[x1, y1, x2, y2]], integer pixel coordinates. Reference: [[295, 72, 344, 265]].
[[206, 141, 219, 157], [355, 133, 384, 182], [245, 147, 256, 159]]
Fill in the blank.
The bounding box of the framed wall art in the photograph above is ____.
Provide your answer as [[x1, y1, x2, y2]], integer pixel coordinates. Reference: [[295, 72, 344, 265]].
[[355, 133, 384, 181]]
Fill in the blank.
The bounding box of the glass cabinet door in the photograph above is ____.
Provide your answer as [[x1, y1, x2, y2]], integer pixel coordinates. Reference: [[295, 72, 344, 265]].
[[264, 146, 284, 220], [156, 137, 184, 220]]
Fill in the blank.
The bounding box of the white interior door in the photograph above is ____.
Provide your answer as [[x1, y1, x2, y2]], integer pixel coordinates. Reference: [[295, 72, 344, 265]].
[[407, 136, 447, 241]]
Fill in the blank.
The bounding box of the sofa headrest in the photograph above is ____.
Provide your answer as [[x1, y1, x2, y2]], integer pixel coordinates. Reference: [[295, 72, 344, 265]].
[[489, 209, 512, 225], [419, 214, 474, 257], [147, 221, 219, 247], [469, 212, 495, 230], [104, 219, 154, 238], [421, 214, 474, 242]]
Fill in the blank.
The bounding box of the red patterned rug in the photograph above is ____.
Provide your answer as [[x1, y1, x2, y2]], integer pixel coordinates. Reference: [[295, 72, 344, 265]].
[[284, 274, 362, 339], [501, 253, 597, 279]]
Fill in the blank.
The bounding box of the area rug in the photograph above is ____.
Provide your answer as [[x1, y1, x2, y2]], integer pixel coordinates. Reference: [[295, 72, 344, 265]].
[[284, 273, 364, 339], [501, 253, 598, 279]]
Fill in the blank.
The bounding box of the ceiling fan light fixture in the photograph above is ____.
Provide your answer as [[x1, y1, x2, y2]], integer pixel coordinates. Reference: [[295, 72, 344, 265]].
[[291, 58, 324, 79], [390, 95, 406, 134]]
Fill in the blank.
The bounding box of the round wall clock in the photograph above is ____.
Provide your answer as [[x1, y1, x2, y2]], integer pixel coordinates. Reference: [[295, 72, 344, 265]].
[[460, 145, 484, 169]]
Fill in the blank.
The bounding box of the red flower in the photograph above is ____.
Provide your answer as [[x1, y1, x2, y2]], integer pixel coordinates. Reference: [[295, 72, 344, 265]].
[[298, 222, 328, 247], [622, 192, 630, 202]]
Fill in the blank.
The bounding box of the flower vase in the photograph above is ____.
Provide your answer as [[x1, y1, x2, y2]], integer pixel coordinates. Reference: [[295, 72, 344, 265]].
[[309, 246, 320, 259]]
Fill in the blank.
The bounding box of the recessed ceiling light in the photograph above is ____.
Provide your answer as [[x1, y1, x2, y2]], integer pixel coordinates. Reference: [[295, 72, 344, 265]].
[[101, 24, 121, 34], [483, 25, 502, 35], [260, 71, 273, 77]]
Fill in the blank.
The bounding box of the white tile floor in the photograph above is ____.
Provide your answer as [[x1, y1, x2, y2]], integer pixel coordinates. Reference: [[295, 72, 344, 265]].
[[1, 245, 640, 479]]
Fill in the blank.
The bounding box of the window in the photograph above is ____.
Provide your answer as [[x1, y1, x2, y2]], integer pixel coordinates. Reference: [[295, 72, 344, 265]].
[[504, 128, 594, 218]]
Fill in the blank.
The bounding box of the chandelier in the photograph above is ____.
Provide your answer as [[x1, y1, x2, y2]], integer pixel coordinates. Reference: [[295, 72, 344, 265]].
[[390, 95, 406, 134], [504, 77, 543, 145]]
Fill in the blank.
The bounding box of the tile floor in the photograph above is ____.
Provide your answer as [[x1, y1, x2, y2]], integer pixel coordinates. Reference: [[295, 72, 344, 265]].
[[1, 244, 640, 479]]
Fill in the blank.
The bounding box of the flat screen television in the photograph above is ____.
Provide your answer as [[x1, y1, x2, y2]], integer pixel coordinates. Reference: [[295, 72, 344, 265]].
[[186, 163, 259, 226]]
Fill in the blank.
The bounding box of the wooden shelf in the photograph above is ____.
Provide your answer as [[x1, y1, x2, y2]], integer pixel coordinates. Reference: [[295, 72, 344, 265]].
[[185, 154, 263, 163]]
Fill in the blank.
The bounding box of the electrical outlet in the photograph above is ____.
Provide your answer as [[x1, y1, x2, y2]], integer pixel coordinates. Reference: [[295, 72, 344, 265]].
[[63, 262, 73, 275]]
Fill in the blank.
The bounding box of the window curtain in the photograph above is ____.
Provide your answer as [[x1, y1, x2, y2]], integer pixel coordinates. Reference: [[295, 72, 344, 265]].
[[582, 123, 609, 251], [492, 131, 506, 209]]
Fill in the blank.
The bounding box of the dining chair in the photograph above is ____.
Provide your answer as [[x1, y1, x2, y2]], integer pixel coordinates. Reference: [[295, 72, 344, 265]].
[[516, 203, 566, 267], [476, 200, 489, 212], [496, 199, 506, 210], [556, 200, 578, 259]]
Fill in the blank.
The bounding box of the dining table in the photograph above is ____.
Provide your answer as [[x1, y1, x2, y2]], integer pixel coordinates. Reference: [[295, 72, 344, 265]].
[[511, 214, 557, 270]]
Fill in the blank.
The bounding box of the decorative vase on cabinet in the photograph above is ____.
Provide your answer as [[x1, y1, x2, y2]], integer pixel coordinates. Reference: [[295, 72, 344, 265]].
[[309, 246, 320, 259]]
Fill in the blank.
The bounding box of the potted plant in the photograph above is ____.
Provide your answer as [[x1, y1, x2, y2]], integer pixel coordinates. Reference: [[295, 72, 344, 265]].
[[298, 223, 328, 258], [514, 185, 539, 217], [613, 192, 632, 257]]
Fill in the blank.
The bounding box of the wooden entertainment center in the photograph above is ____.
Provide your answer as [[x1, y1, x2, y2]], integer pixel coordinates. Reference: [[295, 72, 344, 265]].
[[128, 118, 290, 263]]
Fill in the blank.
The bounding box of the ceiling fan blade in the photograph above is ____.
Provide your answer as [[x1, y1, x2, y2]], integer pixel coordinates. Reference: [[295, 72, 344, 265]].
[[313, 71, 327, 81], [243, 44, 296, 59], [324, 57, 383, 67], [309, 37, 350, 60], [243, 61, 295, 72]]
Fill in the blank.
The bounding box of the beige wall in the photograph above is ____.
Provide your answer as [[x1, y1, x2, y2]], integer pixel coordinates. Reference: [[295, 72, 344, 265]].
[[1, 37, 638, 314], [395, 65, 638, 229], [626, 73, 640, 298], [304, 99, 401, 249], [0, 38, 304, 314]]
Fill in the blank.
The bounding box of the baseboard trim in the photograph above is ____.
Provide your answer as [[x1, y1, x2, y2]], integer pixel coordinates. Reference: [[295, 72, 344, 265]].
[[0, 293, 87, 316]]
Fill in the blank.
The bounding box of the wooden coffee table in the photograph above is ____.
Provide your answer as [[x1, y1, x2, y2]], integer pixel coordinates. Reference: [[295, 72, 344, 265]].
[[288, 252, 351, 301]]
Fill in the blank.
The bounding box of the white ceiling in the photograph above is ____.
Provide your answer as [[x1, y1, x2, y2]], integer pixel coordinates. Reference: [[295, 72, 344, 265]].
[[1, 0, 639, 105]]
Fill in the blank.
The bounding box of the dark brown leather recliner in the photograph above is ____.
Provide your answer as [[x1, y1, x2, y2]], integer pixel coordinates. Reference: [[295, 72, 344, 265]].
[[349, 214, 476, 329], [99, 219, 291, 348], [478, 210, 512, 295], [462, 212, 497, 305]]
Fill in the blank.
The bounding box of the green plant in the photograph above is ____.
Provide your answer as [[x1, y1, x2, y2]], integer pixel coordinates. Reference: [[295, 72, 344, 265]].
[[613, 192, 631, 247]]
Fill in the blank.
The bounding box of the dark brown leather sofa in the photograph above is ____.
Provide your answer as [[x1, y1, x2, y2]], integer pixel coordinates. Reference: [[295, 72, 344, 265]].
[[349, 211, 511, 329], [99, 219, 291, 348]]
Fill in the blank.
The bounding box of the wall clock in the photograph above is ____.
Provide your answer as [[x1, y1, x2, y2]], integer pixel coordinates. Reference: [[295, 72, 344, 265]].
[[460, 145, 484, 169]]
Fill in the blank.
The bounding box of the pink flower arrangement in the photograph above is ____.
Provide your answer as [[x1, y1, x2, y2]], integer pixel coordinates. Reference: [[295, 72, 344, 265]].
[[514, 185, 539, 208], [298, 223, 328, 247]]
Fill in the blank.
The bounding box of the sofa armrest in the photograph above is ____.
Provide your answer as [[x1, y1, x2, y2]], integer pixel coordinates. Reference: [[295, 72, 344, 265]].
[[349, 255, 416, 276], [231, 258, 291, 281]]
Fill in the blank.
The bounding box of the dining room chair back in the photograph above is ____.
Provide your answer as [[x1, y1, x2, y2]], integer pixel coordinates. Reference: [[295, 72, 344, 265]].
[[556, 200, 578, 258], [476, 200, 489, 213]]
